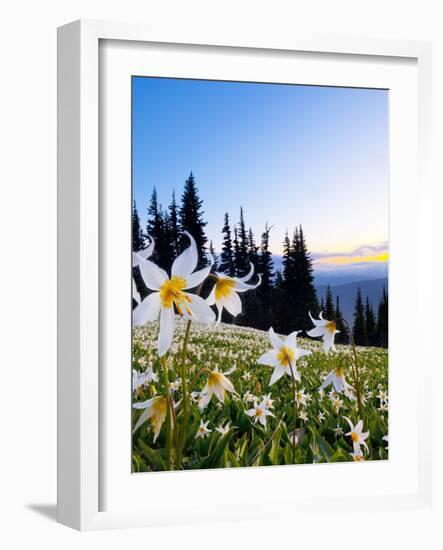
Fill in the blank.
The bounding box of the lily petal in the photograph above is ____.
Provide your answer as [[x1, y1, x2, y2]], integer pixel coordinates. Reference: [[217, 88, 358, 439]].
[[185, 254, 214, 289], [269, 327, 283, 350], [269, 364, 286, 385], [171, 231, 198, 279], [184, 294, 216, 323], [257, 350, 279, 367], [234, 274, 262, 293], [158, 307, 175, 357], [133, 292, 161, 325], [138, 259, 168, 291], [222, 291, 242, 317]]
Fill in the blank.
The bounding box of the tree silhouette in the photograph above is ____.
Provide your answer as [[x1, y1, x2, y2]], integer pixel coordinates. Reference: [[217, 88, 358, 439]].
[[168, 190, 180, 256], [324, 285, 335, 320], [365, 297, 376, 346], [219, 213, 235, 276], [352, 287, 367, 345], [132, 200, 145, 251], [377, 286, 389, 348], [179, 172, 208, 267]]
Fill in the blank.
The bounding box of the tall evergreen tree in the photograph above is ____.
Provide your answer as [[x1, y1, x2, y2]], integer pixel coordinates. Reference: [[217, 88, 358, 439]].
[[132, 200, 145, 251], [352, 287, 367, 345], [365, 297, 376, 346], [254, 223, 275, 330], [233, 226, 240, 275], [258, 223, 274, 292], [324, 285, 335, 320], [219, 213, 235, 276], [146, 187, 170, 270], [377, 286, 389, 348], [282, 230, 294, 290], [293, 225, 319, 332], [335, 295, 348, 344], [274, 269, 283, 288], [209, 240, 218, 271], [168, 189, 180, 256], [178, 171, 208, 267], [247, 227, 259, 268], [236, 207, 249, 276]]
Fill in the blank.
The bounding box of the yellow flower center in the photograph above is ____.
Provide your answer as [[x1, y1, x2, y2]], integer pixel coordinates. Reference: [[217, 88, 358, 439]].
[[159, 276, 191, 314], [326, 320, 336, 333], [207, 371, 223, 388], [335, 367, 344, 378], [277, 345, 295, 367], [215, 277, 236, 300], [255, 407, 264, 417], [150, 397, 167, 430], [351, 431, 359, 442]]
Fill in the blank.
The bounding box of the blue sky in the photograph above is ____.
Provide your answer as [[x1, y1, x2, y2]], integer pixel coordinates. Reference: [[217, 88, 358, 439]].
[[132, 76, 388, 279]]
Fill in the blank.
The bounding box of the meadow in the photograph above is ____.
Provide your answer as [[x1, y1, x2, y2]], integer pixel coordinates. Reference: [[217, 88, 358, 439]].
[[132, 319, 388, 472]]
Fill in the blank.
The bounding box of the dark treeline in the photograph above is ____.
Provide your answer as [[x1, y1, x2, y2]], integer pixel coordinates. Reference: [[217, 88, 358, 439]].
[[133, 171, 388, 345], [352, 285, 388, 348]]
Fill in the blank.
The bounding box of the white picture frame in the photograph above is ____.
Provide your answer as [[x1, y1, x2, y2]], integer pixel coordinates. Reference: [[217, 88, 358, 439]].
[[57, 19, 434, 531]]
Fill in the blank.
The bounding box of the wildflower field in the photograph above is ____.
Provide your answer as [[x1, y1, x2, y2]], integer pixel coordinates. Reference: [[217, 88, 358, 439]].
[[132, 319, 388, 472]]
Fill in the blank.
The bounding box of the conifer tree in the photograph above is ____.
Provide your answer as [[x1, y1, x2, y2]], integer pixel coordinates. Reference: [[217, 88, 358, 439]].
[[236, 207, 249, 276], [274, 269, 283, 288], [324, 285, 335, 320], [258, 223, 274, 292], [365, 297, 376, 346], [293, 225, 319, 331], [209, 240, 218, 271], [352, 287, 367, 345], [335, 295, 348, 344], [247, 227, 259, 268], [377, 286, 389, 348], [254, 223, 275, 330], [146, 187, 170, 269], [132, 200, 145, 251], [168, 189, 180, 256], [179, 171, 208, 267], [233, 226, 240, 275], [282, 230, 294, 290], [219, 213, 235, 276]]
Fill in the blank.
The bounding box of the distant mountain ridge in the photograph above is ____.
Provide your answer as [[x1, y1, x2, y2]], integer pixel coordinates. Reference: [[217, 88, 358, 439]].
[[315, 278, 388, 325]]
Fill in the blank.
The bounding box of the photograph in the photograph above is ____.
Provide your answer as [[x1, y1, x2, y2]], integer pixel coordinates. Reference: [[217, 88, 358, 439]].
[[131, 76, 389, 472]]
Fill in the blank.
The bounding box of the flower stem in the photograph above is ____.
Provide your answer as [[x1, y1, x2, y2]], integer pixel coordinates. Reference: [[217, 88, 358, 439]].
[[342, 318, 364, 420], [175, 319, 192, 468], [249, 418, 284, 466], [288, 360, 297, 464], [161, 355, 173, 470]]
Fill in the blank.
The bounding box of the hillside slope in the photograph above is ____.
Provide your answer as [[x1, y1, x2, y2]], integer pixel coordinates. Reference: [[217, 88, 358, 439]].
[[316, 277, 388, 324]]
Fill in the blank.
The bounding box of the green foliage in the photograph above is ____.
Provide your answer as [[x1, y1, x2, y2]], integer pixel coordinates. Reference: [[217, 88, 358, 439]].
[[132, 320, 389, 471]]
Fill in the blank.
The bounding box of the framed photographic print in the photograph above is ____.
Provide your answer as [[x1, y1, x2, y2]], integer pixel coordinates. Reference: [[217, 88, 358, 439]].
[[57, 20, 433, 531]]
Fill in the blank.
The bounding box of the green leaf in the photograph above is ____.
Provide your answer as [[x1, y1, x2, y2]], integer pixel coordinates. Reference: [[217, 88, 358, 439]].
[[309, 428, 334, 462], [268, 427, 283, 465], [137, 439, 166, 471]]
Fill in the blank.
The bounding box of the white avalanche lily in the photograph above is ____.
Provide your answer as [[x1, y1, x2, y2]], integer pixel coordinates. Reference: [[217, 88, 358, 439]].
[[132, 396, 167, 442], [132, 366, 157, 390], [321, 366, 353, 395], [196, 420, 211, 439], [132, 236, 155, 304], [206, 262, 261, 324], [344, 416, 369, 453], [215, 422, 234, 435], [307, 311, 339, 352], [246, 402, 275, 427], [199, 369, 236, 409], [133, 232, 215, 356], [257, 327, 311, 386]]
